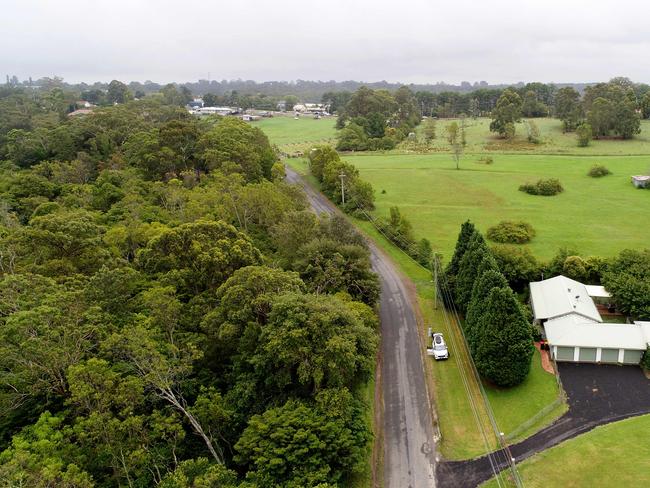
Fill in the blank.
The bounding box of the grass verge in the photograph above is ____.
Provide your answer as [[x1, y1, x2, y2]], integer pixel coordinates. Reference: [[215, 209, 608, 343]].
[[347, 377, 376, 488]]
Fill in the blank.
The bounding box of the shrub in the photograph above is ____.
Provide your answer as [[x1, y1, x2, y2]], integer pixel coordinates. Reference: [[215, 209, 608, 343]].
[[519, 178, 563, 196], [491, 244, 540, 290], [487, 221, 535, 244], [576, 123, 592, 147], [588, 164, 611, 177], [526, 120, 540, 144]]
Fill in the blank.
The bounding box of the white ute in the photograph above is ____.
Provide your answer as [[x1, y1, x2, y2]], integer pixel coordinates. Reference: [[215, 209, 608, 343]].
[[431, 332, 449, 360]]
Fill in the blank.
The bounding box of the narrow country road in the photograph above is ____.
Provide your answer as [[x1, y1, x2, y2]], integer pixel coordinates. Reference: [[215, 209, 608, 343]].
[[286, 167, 437, 488]]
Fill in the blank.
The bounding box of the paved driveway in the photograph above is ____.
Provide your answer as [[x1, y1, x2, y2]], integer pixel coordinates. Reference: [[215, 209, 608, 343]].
[[558, 363, 650, 420], [437, 364, 650, 487]]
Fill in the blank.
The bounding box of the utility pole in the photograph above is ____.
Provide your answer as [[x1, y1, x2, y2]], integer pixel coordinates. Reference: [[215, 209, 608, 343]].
[[432, 253, 441, 310], [339, 173, 346, 204]]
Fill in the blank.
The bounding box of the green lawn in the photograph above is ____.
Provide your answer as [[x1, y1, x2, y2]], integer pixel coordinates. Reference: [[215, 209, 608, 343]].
[[482, 414, 650, 488], [485, 349, 567, 441], [256, 116, 337, 151], [273, 116, 650, 261], [345, 151, 650, 261]]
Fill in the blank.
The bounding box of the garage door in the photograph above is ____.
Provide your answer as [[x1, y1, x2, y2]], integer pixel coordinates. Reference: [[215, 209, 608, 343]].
[[579, 347, 597, 362], [600, 348, 620, 363], [623, 349, 643, 364], [556, 346, 575, 361]]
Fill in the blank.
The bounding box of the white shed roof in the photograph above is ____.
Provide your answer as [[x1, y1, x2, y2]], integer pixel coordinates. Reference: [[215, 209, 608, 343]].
[[545, 315, 650, 350], [530, 275, 602, 322], [585, 285, 611, 298]]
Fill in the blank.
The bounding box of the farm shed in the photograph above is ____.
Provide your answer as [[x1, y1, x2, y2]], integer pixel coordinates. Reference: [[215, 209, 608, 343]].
[[631, 175, 649, 188], [530, 276, 650, 365]]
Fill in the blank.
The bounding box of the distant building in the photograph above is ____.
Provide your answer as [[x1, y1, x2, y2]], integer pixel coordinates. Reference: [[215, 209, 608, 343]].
[[631, 175, 650, 188], [530, 275, 650, 365], [293, 103, 329, 114], [68, 108, 94, 117], [190, 106, 237, 116], [187, 99, 204, 109]]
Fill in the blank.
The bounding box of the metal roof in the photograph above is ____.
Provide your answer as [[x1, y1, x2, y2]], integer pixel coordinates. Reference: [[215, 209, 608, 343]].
[[530, 275, 602, 322], [545, 315, 650, 350], [585, 285, 611, 299]]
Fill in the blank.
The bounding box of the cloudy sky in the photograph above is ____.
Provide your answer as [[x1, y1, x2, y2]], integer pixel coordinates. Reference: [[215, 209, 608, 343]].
[[2, 0, 649, 84]]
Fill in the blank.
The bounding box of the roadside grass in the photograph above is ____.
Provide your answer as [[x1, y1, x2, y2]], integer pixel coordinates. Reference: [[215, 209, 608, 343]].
[[284, 158, 566, 460], [354, 207, 563, 459], [481, 414, 650, 488], [257, 116, 337, 152]]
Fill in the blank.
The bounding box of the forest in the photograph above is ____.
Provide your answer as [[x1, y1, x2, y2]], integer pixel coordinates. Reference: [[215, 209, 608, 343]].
[[0, 85, 379, 487]]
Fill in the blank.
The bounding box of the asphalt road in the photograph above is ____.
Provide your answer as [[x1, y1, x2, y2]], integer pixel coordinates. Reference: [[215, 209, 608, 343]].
[[286, 167, 436, 488]]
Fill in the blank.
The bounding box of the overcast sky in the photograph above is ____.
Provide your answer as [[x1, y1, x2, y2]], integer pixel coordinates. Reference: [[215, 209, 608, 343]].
[[2, 0, 649, 85]]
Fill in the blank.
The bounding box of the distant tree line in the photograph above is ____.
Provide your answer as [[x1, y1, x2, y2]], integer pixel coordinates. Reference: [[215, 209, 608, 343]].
[[489, 77, 647, 140], [4, 74, 598, 101], [334, 86, 422, 150]]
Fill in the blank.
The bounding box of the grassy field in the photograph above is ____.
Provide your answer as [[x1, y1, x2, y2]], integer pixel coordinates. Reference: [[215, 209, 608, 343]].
[[256, 115, 337, 152], [345, 151, 650, 261], [287, 158, 565, 459], [262, 116, 650, 261], [415, 117, 650, 155], [482, 414, 650, 488]]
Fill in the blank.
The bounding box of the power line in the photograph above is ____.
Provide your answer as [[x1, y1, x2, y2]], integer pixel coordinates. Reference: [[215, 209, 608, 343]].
[[355, 201, 523, 486], [436, 259, 524, 487], [300, 169, 523, 486], [354, 201, 508, 486]]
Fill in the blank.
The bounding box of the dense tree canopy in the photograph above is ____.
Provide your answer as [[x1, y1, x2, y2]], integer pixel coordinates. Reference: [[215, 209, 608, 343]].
[[0, 92, 379, 487], [602, 249, 650, 320]]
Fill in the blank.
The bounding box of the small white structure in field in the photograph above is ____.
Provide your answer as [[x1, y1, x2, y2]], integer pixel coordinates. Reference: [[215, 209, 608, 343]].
[[631, 175, 650, 188]]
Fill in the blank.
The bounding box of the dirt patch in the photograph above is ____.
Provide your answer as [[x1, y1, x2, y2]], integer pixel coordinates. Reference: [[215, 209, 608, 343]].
[[535, 343, 555, 375]]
